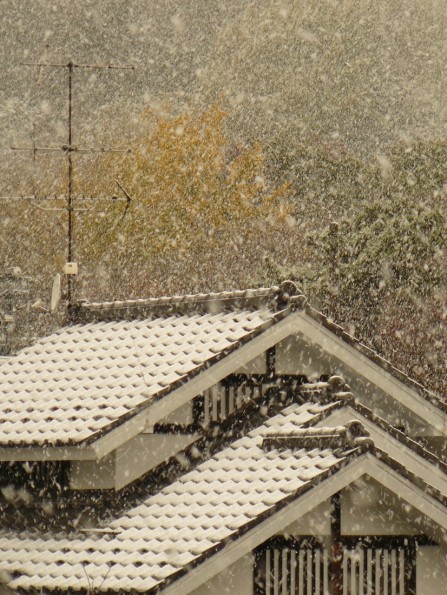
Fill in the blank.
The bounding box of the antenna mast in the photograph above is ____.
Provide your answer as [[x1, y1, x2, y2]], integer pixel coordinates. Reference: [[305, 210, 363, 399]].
[[0, 61, 135, 306]]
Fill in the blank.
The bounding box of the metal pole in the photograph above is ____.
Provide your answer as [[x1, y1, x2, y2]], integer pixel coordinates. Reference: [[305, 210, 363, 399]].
[[5, 61, 134, 309], [67, 61, 74, 305]]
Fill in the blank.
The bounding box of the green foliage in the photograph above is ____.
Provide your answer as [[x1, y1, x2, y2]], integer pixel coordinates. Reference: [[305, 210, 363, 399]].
[[267, 137, 372, 224], [252, 188, 446, 396], [381, 139, 447, 202], [313, 197, 446, 301]]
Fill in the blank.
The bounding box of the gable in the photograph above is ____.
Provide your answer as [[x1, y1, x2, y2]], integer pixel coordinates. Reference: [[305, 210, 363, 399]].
[[0, 393, 445, 594], [144, 307, 445, 437], [0, 283, 443, 465], [163, 454, 446, 595], [314, 404, 447, 491]]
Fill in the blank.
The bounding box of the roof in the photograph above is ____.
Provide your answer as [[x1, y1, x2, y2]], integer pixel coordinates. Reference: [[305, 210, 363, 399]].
[[0, 396, 444, 594], [0, 401, 360, 593], [75, 284, 445, 412], [0, 305, 281, 447], [0, 281, 443, 451]]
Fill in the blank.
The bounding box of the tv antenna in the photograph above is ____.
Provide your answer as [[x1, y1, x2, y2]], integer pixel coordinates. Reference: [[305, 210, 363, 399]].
[[0, 61, 135, 307]]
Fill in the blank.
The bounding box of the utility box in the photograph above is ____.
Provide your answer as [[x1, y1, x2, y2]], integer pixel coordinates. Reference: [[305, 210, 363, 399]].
[[63, 262, 78, 275]]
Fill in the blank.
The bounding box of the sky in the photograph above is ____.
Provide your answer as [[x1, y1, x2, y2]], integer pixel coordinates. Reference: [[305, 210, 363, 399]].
[[2, 0, 447, 160]]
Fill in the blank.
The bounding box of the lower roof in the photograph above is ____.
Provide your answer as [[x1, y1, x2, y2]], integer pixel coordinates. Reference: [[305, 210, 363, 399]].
[[0, 398, 444, 594]]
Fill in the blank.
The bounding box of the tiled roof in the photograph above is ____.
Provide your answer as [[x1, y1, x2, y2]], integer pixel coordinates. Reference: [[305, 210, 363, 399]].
[[75, 283, 445, 412], [1, 281, 442, 449], [0, 392, 445, 593], [0, 401, 350, 593], [0, 307, 280, 446]]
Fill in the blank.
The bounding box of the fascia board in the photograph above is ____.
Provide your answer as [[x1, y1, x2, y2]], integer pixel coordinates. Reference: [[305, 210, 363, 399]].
[[89, 306, 447, 460], [91, 312, 301, 459], [295, 313, 447, 433], [316, 407, 447, 493], [163, 454, 447, 595], [91, 406, 148, 460], [0, 445, 97, 462], [0, 312, 300, 462]]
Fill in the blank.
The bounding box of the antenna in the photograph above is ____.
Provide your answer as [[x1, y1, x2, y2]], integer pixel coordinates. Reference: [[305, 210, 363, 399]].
[[0, 61, 135, 306]]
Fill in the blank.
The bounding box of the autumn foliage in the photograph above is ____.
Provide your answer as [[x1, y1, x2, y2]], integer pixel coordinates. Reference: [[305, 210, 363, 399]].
[[81, 105, 290, 267]]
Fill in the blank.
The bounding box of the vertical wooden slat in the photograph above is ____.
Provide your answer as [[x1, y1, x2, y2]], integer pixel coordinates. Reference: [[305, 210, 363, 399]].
[[229, 386, 235, 415], [407, 543, 417, 595], [358, 548, 364, 595], [383, 549, 389, 595], [306, 549, 313, 595], [254, 548, 267, 595], [398, 549, 405, 595], [281, 548, 288, 595], [315, 549, 321, 595], [390, 549, 397, 595], [219, 385, 226, 421], [331, 492, 343, 595], [351, 550, 358, 595], [211, 387, 218, 422], [265, 548, 271, 595], [375, 549, 381, 593], [290, 548, 296, 594], [236, 385, 243, 410], [342, 550, 348, 595], [323, 549, 329, 595], [298, 549, 305, 595], [203, 390, 209, 426], [366, 548, 373, 595], [273, 548, 279, 595], [266, 346, 276, 376]]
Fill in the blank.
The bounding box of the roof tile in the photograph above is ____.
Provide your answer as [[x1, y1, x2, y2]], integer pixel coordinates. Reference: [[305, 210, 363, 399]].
[[0, 402, 349, 592], [0, 309, 277, 446]]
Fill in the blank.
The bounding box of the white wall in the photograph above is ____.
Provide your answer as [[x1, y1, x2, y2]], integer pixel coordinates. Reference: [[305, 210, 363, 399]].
[[282, 500, 331, 536], [278, 480, 424, 538], [158, 401, 194, 425], [114, 433, 198, 489], [341, 478, 424, 536], [70, 453, 115, 490], [275, 334, 431, 437], [70, 433, 199, 490], [417, 546, 447, 595], [193, 554, 253, 595], [235, 353, 266, 374], [276, 334, 327, 379]]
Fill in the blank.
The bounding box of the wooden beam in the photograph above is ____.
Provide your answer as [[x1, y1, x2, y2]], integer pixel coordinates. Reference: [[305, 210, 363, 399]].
[[330, 492, 343, 595], [266, 346, 276, 377]]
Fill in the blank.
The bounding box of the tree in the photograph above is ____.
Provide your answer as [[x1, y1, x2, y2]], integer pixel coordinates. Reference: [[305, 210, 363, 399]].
[[310, 196, 446, 318], [253, 192, 446, 398], [81, 104, 291, 254], [78, 104, 292, 298]]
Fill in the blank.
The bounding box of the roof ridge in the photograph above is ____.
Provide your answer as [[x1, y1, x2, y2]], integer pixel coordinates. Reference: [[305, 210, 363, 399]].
[[262, 420, 374, 453], [308, 391, 447, 474], [70, 281, 306, 322]]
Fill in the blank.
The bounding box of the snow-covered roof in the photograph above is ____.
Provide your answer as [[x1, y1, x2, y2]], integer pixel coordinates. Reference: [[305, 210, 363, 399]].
[[0, 401, 361, 592], [0, 282, 443, 450], [0, 396, 444, 594], [0, 307, 281, 446]]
